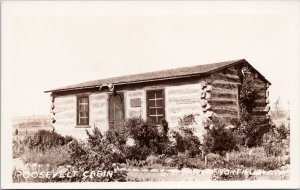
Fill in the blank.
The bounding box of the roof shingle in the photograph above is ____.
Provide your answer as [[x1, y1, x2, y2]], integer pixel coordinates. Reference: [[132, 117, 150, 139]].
[[45, 59, 270, 93]]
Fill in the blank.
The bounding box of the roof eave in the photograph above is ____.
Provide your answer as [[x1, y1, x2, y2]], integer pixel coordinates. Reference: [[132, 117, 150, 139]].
[[44, 72, 211, 93]]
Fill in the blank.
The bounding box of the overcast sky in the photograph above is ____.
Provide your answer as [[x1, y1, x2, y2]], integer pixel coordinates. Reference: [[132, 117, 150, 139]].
[[2, 1, 300, 117]]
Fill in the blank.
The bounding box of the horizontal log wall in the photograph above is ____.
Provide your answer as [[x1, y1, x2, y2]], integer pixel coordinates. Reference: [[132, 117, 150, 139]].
[[209, 67, 269, 126], [50, 67, 269, 139], [209, 67, 240, 122], [53, 95, 77, 137], [165, 83, 205, 136], [90, 93, 109, 131], [252, 77, 269, 126], [53, 93, 108, 139]]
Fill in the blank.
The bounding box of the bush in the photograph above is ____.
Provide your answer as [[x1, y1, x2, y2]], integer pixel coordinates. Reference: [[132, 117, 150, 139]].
[[243, 121, 272, 147], [22, 145, 70, 166], [169, 114, 202, 157], [67, 127, 128, 182], [124, 144, 152, 161], [14, 127, 128, 182], [124, 117, 171, 160], [161, 156, 178, 167], [262, 123, 290, 157], [206, 153, 225, 168], [23, 130, 73, 151], [171, 127, 201, 157], [202, 116, 238, 156], [13, 138, 26, 158], [276, 123, 290, 140], [174, 152, 209, 169], [183, 157, 206, 169], [145, 155, 160, 165]]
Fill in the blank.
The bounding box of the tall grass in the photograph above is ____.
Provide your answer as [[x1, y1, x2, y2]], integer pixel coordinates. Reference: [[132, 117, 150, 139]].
[[22, 145, 70, 166]]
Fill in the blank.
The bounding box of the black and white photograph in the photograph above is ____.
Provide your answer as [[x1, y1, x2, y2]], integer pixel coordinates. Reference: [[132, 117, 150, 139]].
[[1, 0, 300, 189]]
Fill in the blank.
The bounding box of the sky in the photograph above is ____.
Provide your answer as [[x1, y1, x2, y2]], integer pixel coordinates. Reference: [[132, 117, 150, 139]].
[[2, 1, 300, 117]]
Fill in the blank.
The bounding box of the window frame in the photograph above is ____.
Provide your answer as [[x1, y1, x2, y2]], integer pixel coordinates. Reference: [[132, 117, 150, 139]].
[[77, 95, 90, 126], [146, 89, 165, 125]]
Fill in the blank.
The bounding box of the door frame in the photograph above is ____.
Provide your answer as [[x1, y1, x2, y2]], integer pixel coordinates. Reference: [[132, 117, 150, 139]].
[[107, 91, 125, 130]]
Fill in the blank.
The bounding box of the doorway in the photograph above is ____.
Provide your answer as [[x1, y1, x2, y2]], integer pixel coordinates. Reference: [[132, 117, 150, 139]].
[[108, 92, 125, 131]]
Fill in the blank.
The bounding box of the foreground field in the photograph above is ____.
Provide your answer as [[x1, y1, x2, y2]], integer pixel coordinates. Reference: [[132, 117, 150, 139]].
[[126, 167, 289, 181], [12, 112, 290, 182]]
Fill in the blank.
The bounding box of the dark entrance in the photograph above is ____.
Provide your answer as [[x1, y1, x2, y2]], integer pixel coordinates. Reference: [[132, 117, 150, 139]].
[[108, 92, 125, 130]]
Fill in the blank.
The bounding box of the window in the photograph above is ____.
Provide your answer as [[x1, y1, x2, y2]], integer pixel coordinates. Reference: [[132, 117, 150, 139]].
[[146, 89, 165, 124], [77, 96, 89, 125]]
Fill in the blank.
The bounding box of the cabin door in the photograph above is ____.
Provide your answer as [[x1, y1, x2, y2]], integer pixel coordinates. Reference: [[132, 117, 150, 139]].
[[108, 92, 125, 131]]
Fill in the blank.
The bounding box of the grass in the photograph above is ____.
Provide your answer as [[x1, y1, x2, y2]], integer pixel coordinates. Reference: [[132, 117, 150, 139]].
[[127, 168, 289, 181], [127, 170, 212, 181], [226, 146, 288, 170], [21, 145, 70, 166]]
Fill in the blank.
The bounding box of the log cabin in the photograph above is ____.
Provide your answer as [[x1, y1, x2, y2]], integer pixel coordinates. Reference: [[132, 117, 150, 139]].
[[45, 59, 271, 139]]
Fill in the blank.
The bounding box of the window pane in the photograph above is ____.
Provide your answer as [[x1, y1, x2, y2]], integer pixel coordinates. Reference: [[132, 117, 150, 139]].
[[147, 91, 155, 99], [149, 100, 156, 107], [80, 97, 88, 103], [155, 91, 162, 98], [79, 105, 85, 111], [156, 99, 163, 107], [149, 108, 157, 115], [80, 118, 87, 124], [80, 111, 88, 117], [156, 108, 164, 115]]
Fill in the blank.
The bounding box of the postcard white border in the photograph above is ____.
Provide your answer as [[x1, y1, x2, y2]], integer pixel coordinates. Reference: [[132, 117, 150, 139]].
[[1, 1, 300, 189]]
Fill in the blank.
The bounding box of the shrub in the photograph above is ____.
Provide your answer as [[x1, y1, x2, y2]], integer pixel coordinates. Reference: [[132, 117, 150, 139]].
[[67, 127, 128, 182], [262, 123, 290, 157], [145, 155, 160, 165], [124, 117, 171, 160], [22, 145, 70, 166], [243, 121, 272, 147], [124, 143, 151, 161], [23, 130, 73, 151], [15, 127, 129, 182], [13, 138, 26, 158], [176, 153, 188, 169], [202, 116, 238, 156], [161, 156, 178, 167], [206, 153, 225, 168], [169, 114, 202, 157], [175, 152, 207, 169], [171, 127, 201, 157], [183, 157, 206, 169], [276, 123, 290, 140]]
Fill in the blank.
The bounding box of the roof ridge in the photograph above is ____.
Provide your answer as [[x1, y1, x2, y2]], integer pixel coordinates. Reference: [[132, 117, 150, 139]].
[[73, 58, 244, 83]]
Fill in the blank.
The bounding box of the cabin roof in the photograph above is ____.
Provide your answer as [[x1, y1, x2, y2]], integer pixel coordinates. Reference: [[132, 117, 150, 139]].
[[45, 59, 271, 93]]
